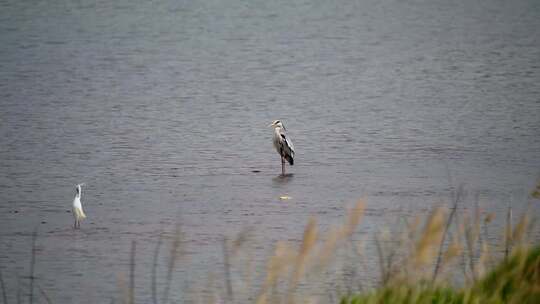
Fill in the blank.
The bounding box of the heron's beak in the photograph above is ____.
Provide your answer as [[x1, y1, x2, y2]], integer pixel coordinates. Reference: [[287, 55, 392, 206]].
[[268, 123, 274, 127]]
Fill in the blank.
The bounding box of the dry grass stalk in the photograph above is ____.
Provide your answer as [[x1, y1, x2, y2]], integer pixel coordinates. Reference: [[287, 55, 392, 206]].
[[293, 218, 317, 278], [231, 228, 251, 255], [162, 224, 182, 304], [117, 273, 128, 304], [482, 220, 495, 270], [407, 215, 422, 240], [439, 233, 463, 276], [482, 213, 495, 257], [387, 222, 411, 281], [374, 233, 388, 285], [16, 275, 21, 304], [372, 224, 403, 285], [318, 201, 365, 271], [464, 211, 482, 281], [343, 201, 365, 237], [531, 180, 540, 199], [473, 241, 490, 278], [317, 227, 342, 271], [37, 284, 52, 304], [256, 241, 296, 304], [222, 227, 255, 303], [230, 243, 255, 302], [200, 273, 218, 304], [151, 232, 163, 304], [511, 213, 529, 247], [222, 237, 233, 303], [287, 217, 318, 303], [29, 228, 37, 304], [505, 206, 512, 260], [485, 213, 495, 223], [414, 208, 445, 268], [0, 262, 7, 304], [433, 185, 463, 281], [128, 240, 136, 304], [162, 195, 535, 302], [255, 201, 366, 304]]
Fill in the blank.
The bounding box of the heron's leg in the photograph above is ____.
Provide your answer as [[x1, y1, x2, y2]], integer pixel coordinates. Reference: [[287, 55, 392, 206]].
[[74, 219, 77, 229], [281, 157, 285, 175]]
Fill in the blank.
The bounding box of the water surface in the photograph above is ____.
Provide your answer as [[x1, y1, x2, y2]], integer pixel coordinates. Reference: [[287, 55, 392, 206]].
[[1, 0, 539, 302]]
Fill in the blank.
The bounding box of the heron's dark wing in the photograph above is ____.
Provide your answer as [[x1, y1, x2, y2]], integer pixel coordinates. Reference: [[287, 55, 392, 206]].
[[280, 133, 295, 154], [278, 130, 295, 166]]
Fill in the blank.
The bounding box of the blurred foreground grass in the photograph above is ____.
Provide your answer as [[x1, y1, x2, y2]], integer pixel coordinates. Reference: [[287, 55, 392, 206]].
[[226, 184, 539, 303], [249, 198, 538, 304], [341, 245, 540, 304], [2, 183, 539, 304]]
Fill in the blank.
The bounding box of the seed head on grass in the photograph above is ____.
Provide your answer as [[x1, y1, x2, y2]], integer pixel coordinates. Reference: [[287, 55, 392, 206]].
[[318, 201, 365, 271], [440, 233, 463, 276], [414, 208, 446, 268], [530, 180, 540, 199], [485, 213, 495, 224], [342, 200, 365, 237], [231, 227, 252, 256], [117, 273, 127, 304], [317, 227, 342, 270], [287, 217, 318, 302], [512, 213, 530, 247], [162, 224, 183, 304], [256, 241, 295, 304]]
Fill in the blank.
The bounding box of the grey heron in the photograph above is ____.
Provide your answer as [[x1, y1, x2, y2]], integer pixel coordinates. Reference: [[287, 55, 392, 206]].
[[72, 183, 86, 229], [269, 120, 295, 175]]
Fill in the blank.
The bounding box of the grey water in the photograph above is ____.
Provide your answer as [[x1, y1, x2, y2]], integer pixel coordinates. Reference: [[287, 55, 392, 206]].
[[1, 0, 539, 302]]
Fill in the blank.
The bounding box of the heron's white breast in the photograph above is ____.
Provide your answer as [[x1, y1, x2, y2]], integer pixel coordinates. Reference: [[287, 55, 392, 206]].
[[273, 128, 283, 149]]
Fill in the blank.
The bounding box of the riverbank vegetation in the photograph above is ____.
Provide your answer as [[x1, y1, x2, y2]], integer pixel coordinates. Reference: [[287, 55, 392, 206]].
[[2, 184, 538, 304], [216, 184, 539, 303]]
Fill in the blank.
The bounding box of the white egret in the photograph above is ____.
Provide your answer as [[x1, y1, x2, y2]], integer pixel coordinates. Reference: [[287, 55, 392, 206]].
[[72, 183, 86, 229], [269, 120, 295, 175]]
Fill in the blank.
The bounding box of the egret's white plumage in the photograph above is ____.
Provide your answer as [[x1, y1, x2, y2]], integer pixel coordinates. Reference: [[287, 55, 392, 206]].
[[72, 184, 86, 229], [270, 120, 295, 175]]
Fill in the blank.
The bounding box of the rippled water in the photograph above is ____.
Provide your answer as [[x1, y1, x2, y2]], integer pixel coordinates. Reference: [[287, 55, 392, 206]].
[[1, 0, 539, 302]]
